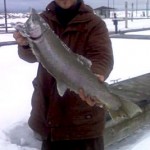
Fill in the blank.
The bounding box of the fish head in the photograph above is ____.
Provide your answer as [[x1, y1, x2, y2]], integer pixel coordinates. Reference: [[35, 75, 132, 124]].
[[24, 8, 48, 39], [25, 8, 42, 38]]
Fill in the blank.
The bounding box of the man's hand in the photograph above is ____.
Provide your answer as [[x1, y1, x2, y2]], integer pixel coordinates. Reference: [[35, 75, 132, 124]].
[[79, 74, 104, 107], [13, 31, 28, 46]]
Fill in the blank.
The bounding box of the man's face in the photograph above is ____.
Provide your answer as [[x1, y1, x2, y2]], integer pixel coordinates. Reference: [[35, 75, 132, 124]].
[[55, 0, 77, 9]]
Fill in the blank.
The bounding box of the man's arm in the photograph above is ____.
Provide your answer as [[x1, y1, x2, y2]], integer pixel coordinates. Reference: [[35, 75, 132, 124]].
[[86, 18, 114, 80], [79, 18, 113, 106]]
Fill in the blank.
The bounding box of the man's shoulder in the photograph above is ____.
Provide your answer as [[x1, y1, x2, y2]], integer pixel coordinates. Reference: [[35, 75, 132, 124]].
[[78, 3, 104, 24], [85, 10, 105, 26]]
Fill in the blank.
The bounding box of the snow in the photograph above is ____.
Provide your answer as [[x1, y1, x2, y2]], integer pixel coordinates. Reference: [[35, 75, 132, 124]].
[[105, 18, 150, 32], [0, 34, 14, 42], [0, 11, 150, 150], [132, 137, 150, 150], [106, 38, 150, 83], [0, 46, 39, 149]]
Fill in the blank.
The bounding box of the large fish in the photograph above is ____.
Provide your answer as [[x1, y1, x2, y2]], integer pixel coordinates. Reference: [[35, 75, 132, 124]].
[[15, 9, 142, 121]]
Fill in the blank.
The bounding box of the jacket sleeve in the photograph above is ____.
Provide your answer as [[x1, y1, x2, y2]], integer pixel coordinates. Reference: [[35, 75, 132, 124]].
[[18, 45, 37, 63], [86, 18, 114, 80]]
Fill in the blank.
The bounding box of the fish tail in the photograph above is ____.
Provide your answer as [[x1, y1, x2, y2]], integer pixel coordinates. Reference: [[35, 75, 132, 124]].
[[108, 100, 142, 121]]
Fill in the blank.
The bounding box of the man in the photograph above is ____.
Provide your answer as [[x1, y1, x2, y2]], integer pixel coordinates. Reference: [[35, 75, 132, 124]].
[[13, 0, 114, 150]]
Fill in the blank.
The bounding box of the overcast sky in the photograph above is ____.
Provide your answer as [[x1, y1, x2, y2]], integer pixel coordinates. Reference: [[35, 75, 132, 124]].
[[0, 0, 149, 12]]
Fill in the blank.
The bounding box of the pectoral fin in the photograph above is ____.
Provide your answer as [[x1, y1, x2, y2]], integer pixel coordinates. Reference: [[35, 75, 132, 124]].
[[56, 80, 68, 96], [120, 100, 143, 118]]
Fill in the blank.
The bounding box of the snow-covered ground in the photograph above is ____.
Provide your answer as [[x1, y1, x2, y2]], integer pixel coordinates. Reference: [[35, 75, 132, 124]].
[[0, 11, 150, 150]]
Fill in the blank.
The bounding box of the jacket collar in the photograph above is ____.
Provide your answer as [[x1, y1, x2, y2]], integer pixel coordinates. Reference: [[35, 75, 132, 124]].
[[45, 1, 94, 24]]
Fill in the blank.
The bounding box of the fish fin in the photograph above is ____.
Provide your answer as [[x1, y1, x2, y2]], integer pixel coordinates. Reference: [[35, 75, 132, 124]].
[[56, 81, 68, 97], [108, 100, 142, 121], [108, 109, 128, 121], [120, 100, 143, 118], [76, 54, 92, 69]]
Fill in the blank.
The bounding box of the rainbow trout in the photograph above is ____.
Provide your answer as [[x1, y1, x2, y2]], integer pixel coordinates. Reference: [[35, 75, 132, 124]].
[[15, 9, 142, 121]]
